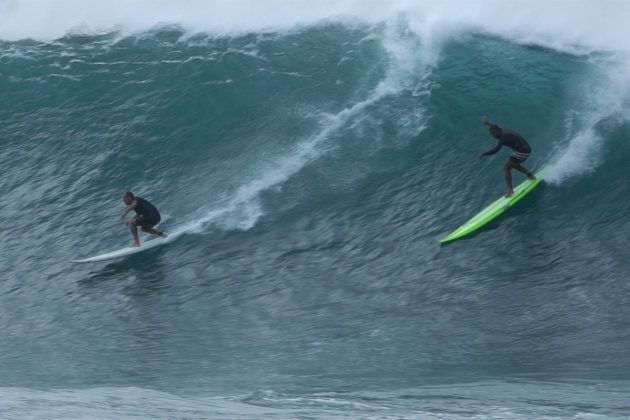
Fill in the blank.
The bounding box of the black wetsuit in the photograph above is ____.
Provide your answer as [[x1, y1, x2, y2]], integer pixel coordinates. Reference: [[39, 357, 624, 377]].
[[482, 129, 532, 163], [133, 197, 161, 228]]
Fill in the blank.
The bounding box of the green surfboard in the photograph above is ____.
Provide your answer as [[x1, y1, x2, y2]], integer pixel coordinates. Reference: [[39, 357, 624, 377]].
[[440, 165, 553, 244]]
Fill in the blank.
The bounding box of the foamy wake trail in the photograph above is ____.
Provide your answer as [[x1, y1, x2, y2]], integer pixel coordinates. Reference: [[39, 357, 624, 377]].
[[547, 56, 630, 184], [168, 19, 433, 236]]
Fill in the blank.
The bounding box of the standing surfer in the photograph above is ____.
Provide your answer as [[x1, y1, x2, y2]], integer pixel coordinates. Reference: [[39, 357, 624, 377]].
[[120, 191, 167, 247], [477, 116, 536, 197]]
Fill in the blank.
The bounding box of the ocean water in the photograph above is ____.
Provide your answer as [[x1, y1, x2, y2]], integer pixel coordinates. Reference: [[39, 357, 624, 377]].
[[1, 1, 630, 418]]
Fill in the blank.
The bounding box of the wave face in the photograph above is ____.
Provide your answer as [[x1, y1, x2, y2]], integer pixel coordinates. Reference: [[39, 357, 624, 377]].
[[2, 2, 630, 418]]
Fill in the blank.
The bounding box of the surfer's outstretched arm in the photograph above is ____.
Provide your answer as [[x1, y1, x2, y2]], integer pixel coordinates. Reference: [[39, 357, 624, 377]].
[[479, 140, 503, 158]]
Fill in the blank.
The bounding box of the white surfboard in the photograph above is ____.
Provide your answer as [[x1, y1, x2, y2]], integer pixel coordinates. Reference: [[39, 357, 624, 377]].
[[71, 236, 169, 263]]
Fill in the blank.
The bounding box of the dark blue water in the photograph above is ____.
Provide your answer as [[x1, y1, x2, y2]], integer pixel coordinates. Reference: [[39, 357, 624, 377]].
[[2, 5, 630, 419]]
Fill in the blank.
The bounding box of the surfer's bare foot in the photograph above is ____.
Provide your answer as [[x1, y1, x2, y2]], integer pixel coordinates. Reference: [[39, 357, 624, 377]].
[[160, 232, 168, 238], [528, 174, 537, 180], [130, 242, 141, 248], [505, 189, 514, 198]]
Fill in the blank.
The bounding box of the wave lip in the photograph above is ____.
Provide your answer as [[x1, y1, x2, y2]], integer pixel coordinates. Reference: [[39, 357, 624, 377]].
[[3, 1, 630, 56], [0, 0, 393, 41]]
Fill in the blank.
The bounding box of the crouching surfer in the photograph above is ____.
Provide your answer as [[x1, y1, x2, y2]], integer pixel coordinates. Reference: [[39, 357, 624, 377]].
[[120, 191, 167, 247]]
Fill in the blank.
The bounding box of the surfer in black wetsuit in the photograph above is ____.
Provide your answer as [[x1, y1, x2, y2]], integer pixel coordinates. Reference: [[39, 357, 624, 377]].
[[121, 191, 167, 247], [477, 116, 536, 197]]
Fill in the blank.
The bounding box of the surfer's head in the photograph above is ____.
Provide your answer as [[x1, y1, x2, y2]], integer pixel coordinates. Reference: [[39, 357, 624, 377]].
[[122, 191, 134, 205], [489, 124, 502, 139]]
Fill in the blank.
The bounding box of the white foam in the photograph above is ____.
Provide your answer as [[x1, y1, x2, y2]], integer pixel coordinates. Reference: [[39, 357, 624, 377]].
[[398, 0, 630, 55], [547, 128, 602, 184], [0, 0, 390, 41], [547, 55, 630, 184], [2, 0, 630, 56]]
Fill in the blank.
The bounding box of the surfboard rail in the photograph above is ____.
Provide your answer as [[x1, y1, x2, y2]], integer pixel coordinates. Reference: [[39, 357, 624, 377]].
[[71, 235, 169, 263], [439, 165, 553, 244]]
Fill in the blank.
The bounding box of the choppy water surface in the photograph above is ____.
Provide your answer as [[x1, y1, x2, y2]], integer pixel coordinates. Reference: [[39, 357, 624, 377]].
[[2, 1, 630, 418]]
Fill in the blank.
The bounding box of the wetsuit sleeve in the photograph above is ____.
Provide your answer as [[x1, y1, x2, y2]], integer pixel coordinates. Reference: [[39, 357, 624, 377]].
[[482, 139, 503, 156]]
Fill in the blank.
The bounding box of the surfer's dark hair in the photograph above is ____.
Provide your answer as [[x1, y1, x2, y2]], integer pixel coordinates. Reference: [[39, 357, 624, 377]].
[[124, 191, 134, 199]]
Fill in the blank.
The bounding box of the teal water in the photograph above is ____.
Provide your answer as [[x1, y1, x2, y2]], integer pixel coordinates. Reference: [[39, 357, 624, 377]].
[[2, 6, 630, 419]]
